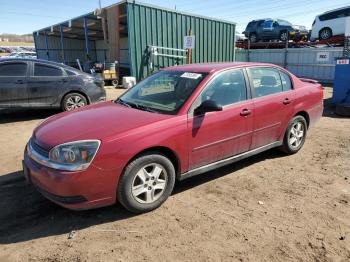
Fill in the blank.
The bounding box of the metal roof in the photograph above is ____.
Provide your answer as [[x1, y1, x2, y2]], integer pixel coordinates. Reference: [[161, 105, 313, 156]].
[[34, 0, 236, 34]]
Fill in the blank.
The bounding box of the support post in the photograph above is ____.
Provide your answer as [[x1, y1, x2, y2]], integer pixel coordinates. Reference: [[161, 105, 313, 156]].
[[83, 17, 90, 58], [186, 29, 192, 64], [44, 31, 50, 60], [60, 25, 66, 64], [284, 33, 289, 68]]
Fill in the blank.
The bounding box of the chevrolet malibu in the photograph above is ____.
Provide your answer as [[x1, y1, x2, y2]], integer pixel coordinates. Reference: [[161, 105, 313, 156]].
[[23, 63, 323, 213]]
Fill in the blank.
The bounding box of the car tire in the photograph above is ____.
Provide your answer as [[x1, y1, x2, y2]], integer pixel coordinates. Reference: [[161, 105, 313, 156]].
[[61, 93, 88, 111], [319, 28, 332, 40], [335, 103, 350, 117], [117, 153, 176, 214], [112, 79, 119, 88], [280, 115, 307, 154], [249, 33, 258, 43], [280, 31, 288, 42]]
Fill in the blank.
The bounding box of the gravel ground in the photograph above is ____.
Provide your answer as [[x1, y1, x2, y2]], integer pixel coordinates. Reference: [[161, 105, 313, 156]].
[[0, 86, 349, 262]]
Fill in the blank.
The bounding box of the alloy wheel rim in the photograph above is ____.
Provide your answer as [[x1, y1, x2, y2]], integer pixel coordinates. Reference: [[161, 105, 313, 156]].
[[289, 122, 304, 148], [281, 32, 288, 41], [66, 96, 86, 111], [131, 163, 168, 204], [321, 30, 329, 39]]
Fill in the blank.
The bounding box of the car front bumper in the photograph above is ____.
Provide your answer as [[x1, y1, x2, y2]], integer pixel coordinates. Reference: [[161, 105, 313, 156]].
[[23, 145, 118, 210]]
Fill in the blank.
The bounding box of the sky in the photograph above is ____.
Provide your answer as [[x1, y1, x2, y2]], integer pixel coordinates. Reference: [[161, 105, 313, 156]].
[[1, 0, 350, 35]]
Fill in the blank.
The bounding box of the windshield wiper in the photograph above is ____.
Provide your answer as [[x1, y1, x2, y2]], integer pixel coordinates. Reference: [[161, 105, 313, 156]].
[[115, 98, 131, 108], [137, 104, 158, 113], [115, 98, 158, 113]]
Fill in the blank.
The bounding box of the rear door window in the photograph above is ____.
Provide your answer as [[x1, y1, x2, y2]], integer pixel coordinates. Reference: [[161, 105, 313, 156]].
[[0, 62, 27, 77], [34, 64, 63, 77], [248, 67, 283, 98], [279, 71, 292, 91]]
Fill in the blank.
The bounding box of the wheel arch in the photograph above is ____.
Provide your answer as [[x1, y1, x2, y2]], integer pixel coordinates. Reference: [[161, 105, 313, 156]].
[[123, 146, 181, 179], [294, 111, 310, 128]]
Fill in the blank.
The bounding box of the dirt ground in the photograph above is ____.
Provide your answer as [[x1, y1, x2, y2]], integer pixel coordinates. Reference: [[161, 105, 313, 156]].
[[0, 86, 349, 262]]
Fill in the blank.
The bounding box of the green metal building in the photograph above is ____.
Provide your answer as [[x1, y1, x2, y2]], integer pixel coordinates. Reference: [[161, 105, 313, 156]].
[[34, 0, 236, 80]]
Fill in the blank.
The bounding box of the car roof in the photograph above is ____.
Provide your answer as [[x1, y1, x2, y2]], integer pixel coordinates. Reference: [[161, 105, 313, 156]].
[[165, 62, 279, 73], [319, 6, 350, 15], [0, 58, 70, 68]]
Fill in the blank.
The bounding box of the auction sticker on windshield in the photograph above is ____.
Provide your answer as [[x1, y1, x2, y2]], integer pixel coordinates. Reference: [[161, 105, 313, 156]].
[[180, 72, 202, 79]]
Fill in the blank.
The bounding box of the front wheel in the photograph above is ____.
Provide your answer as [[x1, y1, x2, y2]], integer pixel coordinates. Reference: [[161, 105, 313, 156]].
[[280, 116, 307, 154], [280, 31, 288, 41], [117, 153, 176, 213]]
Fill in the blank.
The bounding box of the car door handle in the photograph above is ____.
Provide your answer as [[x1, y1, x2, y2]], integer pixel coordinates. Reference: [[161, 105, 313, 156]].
[[283, 98, 292, 105], [61, 79, 68, 83], [240, 109, 252, 117], [16, 80, 24, 84]]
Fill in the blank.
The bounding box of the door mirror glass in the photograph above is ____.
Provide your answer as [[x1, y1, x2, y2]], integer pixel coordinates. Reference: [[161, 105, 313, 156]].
[[194, 100, 223, 115]]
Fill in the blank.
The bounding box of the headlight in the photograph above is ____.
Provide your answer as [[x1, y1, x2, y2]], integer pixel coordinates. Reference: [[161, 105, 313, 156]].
[[48, 140, 101, 171]]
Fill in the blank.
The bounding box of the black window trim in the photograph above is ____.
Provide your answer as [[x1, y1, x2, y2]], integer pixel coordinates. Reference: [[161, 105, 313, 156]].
[[32, 62, 66, 77], [0, 61, 29, 77], [246, 66, 294, 99], [188, 67, 251, 115]]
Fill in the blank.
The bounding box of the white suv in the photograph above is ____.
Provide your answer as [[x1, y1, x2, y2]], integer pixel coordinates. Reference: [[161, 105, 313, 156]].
[[310, 6, 350, 41]]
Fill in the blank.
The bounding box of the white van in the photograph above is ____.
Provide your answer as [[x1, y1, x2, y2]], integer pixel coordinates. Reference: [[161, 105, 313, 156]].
[[310, 6, 350, 41]]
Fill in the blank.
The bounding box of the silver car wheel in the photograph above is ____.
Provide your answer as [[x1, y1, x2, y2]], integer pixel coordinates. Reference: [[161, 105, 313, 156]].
[[280, 32, 288, 41], [131, 163, 168, 204], [289, 122, 304, 148], [320, 29, 330, 40], [66, 95, 86, 111]]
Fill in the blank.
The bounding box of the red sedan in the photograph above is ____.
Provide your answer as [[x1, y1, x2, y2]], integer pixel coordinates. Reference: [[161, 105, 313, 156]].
[[23, 62, 323, 213]]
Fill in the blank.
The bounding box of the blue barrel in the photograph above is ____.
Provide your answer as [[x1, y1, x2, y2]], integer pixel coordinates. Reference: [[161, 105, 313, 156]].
[[333, 58, 350, 104]]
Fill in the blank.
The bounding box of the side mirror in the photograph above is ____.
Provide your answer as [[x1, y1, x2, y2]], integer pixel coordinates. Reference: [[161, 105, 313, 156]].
[[194, 100, 223, 115]]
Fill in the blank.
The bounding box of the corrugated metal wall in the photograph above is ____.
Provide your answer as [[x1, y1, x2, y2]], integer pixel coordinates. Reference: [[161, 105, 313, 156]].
[[235, 47, 342, 83], [35, 35, 98, 65], [127, 2, 236, 80]]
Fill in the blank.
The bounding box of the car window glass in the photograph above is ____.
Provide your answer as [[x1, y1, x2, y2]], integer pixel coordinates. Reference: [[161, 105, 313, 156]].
[[120, 71, 207, 115], [0, 63, 27, 77], [279, 71, 292, 91], [263, 20, 274, 30], [34, 64, 63, 77], [66, 70, 77, 76], [249, 67, 283, 97], [194, 69, 247, 109]]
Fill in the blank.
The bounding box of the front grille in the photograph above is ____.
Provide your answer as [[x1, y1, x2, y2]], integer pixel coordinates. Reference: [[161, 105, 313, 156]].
[[30, 139, 50, 158]]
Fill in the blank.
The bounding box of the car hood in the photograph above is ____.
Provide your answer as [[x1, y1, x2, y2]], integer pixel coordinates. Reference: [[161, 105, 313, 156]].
[[33, 101, 172, 149]]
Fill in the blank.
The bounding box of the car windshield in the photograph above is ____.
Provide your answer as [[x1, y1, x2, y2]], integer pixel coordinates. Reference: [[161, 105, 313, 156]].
[[116, 70, 208, 115], [277, 19, 292, 26]]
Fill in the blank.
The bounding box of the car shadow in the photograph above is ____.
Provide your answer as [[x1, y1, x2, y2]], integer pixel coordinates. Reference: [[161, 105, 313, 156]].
[[0, 148, 286, 244], [0, 108, 60, 124], [322, 97, 347, 118]]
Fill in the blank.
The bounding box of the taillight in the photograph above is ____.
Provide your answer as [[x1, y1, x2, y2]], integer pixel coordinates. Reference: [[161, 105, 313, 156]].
[[312, 19, 316, 26]]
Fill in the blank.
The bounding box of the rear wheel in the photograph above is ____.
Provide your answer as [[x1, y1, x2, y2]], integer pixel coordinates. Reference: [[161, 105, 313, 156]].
[[319, 28, 332, 40], [117, 153, 176, 213], [280, 116, 307, 154], [61, 93, 88, 111], [249, 33, 258, 43]]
